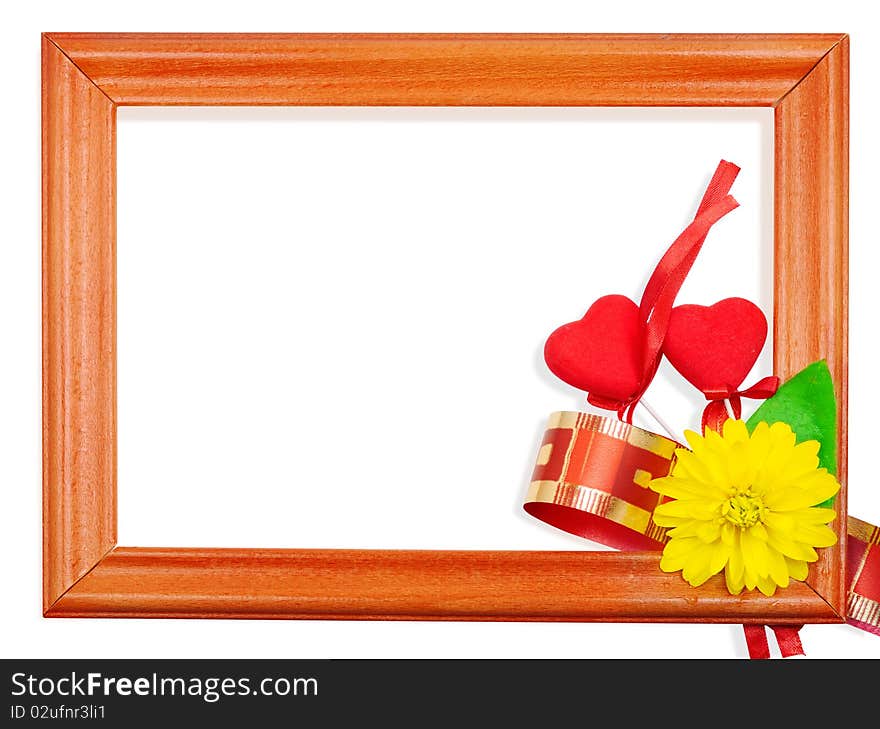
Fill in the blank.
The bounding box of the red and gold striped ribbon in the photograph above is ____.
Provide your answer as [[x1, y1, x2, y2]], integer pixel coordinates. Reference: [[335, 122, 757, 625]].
[[847, 517, 880, 636], [524, 411, 678, 552]]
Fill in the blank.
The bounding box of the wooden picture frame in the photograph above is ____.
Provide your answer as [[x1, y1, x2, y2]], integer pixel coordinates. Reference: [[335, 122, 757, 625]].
[[42, 33, 848, 622]]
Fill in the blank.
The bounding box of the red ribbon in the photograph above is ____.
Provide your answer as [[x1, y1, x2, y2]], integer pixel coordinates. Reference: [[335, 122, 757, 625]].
[[743, 625, 805, 659], [700, 375, 781, 433], [615, 161, 741, 423]]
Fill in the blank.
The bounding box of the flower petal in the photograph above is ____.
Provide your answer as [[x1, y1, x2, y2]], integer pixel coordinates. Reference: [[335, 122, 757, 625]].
[[696, 520, 722, 543], [777, 440, 821, 482], [669, 451, 729, 494], [762, 510, 795, 534], [666, 521, 703, 539], [756, 573, 778, 596], [660, 551, 688, 573], [659, 537, 700, 571], [766, 546, 790, 588], [741, 527, 772, 578], [693, 429, 736, 489], [725, 562, 744, 594], [650, 476, 726, 501], [680, 542, 727, 587], [743, 563, 758, 590], [793, 523, 838, 548], [727, 532, 744, 583], [653, 512, 691, 529], [763, 471, 840, 511], [766, 532, 819, 562], [683, 429, 706, 453], [746, 422, 773, 474], [789, 507, 837, 525], [654, 499, 720, 521], [722, 418, 750, 442], [768, 421, 797, 449], [725, 442, 752, 490], [785, 557, 809, 582], [752, 422, 798, 492], [707, 540, 732, 576]]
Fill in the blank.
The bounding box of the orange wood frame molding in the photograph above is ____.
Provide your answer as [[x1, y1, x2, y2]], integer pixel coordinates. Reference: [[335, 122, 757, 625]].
[[42, 33, 849, 621]]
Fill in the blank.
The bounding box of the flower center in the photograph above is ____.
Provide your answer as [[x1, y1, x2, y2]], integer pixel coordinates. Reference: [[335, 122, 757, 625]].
[[722, 491, 765, 529]]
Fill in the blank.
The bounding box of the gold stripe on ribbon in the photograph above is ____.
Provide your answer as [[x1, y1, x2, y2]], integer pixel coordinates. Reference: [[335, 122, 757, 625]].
[[847, 593, 880, 628], [545, 411, 678, 458], [644, 521, 670, 545], [849, 516, 880, 545], [527, 481, 658, 537]]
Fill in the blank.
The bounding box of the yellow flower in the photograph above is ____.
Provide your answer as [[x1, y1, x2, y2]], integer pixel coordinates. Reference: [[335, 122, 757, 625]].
[[649, 419, 840, 596]]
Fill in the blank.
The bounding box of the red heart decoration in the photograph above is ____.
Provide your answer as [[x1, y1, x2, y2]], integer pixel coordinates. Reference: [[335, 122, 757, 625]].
[[663, 297, 767, 393], [544, 294, 645, 404]]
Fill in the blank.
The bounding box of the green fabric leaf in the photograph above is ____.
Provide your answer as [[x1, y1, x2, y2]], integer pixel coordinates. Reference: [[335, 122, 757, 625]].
[[746, 360, 837, 506]]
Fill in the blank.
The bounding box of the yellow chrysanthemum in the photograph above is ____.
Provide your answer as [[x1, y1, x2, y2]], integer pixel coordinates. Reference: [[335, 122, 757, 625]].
[[649, 419, 840, 596]]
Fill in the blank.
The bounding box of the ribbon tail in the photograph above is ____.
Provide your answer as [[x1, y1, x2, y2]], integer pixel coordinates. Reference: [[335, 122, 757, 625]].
[[729, 394, 743, 420], [742, 625, 804, 659], [639, 160, 740, 321], [743, 625, 771, 659], [771, 626, 805, 657], [738, 375, 781, 399], [701, 400, 730, 434]]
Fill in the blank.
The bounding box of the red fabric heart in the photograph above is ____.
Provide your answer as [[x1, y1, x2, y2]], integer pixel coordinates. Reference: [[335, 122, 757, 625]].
[[543, 295, 645, 405], [663, 297, 768, 393]]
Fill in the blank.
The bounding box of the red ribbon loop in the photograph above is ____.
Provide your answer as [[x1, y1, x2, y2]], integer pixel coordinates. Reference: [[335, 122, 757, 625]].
[[700, 375, 780, 432]]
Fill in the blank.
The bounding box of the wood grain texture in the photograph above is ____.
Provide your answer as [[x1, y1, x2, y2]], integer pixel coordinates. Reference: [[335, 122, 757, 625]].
[[775, 36, 849, 617], [42, 37, 117, 611], [46, 33, 841, 107], [46, 548, 840, 622], [41, 33, 849, 622]]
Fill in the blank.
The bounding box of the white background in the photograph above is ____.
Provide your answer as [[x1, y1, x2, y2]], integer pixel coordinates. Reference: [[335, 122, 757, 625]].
[[3, 0, 879, 659], [117, 106, 771, 549]]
